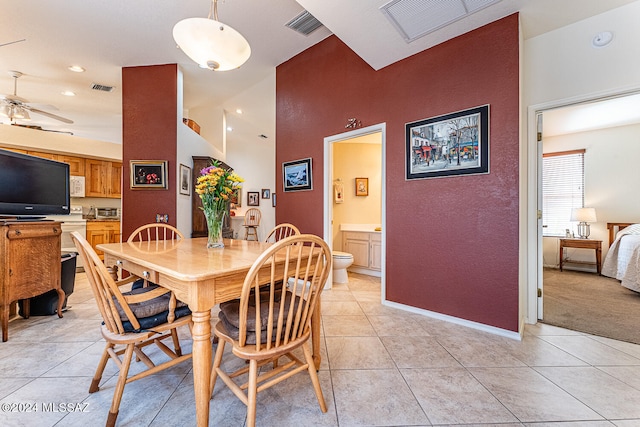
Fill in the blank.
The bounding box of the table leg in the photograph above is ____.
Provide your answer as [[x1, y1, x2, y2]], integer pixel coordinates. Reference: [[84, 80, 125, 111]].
[[191, 310, 212, 427], [311, 298, 321, 370]]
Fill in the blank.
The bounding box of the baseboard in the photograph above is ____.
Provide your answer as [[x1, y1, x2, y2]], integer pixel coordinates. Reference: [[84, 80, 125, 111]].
[[348, 267, 381, 277]]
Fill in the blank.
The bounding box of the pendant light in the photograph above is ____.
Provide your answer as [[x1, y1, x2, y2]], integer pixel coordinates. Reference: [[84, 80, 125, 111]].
[[173, 0, 251, 71]]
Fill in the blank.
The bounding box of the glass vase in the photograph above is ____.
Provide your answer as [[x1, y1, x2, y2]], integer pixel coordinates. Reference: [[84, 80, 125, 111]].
[[204, 208, 226, 248]]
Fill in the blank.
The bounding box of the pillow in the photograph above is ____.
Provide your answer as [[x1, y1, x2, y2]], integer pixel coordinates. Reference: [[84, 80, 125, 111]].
[[218, 291, 303, 345], [113, 284, 187, 321]]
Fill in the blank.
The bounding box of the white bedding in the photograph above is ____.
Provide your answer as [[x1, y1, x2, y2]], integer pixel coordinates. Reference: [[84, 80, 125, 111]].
[[602, 224, 640, 292]]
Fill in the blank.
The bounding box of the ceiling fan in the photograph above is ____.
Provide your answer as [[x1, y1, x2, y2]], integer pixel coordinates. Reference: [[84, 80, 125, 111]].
[[0, 71, 73, 124]]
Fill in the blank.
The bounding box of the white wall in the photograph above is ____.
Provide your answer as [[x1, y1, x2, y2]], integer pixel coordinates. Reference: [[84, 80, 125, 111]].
[[522, 1, 640, 322]]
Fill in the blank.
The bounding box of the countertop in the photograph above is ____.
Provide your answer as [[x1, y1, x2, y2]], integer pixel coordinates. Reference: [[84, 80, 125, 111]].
[[84, 217, 121, 222]]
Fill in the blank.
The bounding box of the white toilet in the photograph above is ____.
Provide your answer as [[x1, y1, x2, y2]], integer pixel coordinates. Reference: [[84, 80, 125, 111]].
[[332, 251, 354, 283]]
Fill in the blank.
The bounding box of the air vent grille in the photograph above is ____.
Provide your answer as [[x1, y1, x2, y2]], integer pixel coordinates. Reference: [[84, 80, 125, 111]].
[[90, 83, 115, 92], [380, 0, 501, 43], [285, 10, 323, 36]]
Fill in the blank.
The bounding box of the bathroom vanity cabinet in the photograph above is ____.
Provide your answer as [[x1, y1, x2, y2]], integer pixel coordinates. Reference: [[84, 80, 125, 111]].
[[343, 231, 381, 272]]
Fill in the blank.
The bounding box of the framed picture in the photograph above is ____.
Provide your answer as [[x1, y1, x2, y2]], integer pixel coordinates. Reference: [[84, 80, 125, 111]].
[[230, 187, 242, 207], [406, 105, 489, 180], [355, 177, 368, 196], [272, 193, 276, 207], [261, 188, 271, 199], [283, 157, 312, 192], [130, 160, 168, 189], [179, 164, 191, 195], [247, 191, 260, 206]]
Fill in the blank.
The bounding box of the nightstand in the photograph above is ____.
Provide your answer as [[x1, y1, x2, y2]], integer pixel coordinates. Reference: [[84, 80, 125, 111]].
[[559, 238, 602, 275]]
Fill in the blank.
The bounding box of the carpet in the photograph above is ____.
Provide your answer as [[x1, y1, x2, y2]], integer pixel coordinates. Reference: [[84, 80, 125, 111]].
[[542, 268, 640, 344]]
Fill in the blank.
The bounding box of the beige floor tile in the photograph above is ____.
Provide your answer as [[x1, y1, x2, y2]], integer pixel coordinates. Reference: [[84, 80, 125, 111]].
[[322, 315, 376, 336], [332, 369, 429, 426], [598, 365, 640, 391], [435, 334, 527, 368], [325, 336, 395, 369], [0, 341, 93, 377], [402, 367, 519, 424], [470, 367, 603, 422], [381, 335, 461, 369], [535, 366, 640, 419], [368, 314, 431, 337], [539, 336, 640, 366], [499, 334, 591, 367], [321, 300, 365, 316]]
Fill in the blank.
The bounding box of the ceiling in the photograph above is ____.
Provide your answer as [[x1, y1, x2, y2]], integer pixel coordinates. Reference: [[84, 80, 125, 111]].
[[0, 0, 636, 144]]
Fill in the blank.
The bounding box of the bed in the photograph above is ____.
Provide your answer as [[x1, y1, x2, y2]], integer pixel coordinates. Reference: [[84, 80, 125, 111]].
[[602, 222, 640, 292]]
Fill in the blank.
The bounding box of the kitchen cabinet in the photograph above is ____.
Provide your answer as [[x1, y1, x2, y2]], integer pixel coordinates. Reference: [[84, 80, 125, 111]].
[[191, 156, 233, 238], [86, 220, 121, 260], [343, 231, 381, 272], [0, 220, 63, 341], [85, 159, 122, 198], [23, 151, 85, 176]]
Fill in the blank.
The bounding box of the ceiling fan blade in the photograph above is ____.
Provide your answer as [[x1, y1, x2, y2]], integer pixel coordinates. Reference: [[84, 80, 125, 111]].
[[0, 39, 26, 48], [25, 106, 74, 124]]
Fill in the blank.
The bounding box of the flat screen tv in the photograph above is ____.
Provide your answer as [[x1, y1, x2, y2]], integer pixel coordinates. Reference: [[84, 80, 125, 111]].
[[0, 148, 70, 217]]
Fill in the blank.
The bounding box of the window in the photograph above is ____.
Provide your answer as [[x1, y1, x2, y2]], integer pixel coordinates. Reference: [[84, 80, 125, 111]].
[[542, 150, 585, 237]]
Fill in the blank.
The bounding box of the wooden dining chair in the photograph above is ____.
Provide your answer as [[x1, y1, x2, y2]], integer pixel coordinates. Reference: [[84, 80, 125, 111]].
[[243, 208, 261, 241], [264, 223, 300, 243], [127, 223, 184, 243], [71, 231, 193, 427], [210, 234, 332, 427]]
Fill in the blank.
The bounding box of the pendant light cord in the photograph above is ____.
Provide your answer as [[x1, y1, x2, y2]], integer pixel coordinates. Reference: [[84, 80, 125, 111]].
[[208, 0, 219, 21]]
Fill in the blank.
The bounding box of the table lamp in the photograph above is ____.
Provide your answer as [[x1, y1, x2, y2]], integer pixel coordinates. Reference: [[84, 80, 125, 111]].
[[570, 207, 597, 239]]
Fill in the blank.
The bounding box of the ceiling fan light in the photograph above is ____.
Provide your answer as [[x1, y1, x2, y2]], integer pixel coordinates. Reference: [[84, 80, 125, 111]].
[[173, 17, 251, 71], [0, 104, 9, 117], [20, 108, 30, 121]]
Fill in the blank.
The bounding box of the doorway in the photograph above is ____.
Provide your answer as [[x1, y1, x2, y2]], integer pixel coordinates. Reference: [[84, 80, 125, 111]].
[[323, 123, 386, 294], [530, 91, 640, 330]]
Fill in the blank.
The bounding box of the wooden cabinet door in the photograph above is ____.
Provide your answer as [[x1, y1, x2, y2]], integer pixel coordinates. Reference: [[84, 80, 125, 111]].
[[370, 237, 382, 271], [344, 239, 369, 268], [58, 155, 85, 175], [27, 151, 57, 160], [85, 159, 107, 197], [86, 228, 108, 259], [108, 162, 122, 198]]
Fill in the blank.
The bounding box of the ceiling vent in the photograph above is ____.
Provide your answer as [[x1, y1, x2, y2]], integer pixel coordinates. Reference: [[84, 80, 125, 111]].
[[90, 82, 115, 92], [380, 0, 502, 43], [285, 10, 324, 36]]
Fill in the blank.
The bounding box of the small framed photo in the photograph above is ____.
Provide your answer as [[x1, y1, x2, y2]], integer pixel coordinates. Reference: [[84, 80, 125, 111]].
[[272, 193, 276, 207], [261, 188, 271, 199], [179, 164, 191, 196], [283, 157, 312, 192], [230, 187, 242, 207], [130, 160, 168, 190], [247, 191, 260, 206], [406, 104, 489, 180], [355, 177, 368, 196]]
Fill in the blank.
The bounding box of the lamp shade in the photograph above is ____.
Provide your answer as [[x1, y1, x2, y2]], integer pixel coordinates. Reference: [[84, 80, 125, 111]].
[[570, 207, 597, 223], [173, 17, 251, 71]]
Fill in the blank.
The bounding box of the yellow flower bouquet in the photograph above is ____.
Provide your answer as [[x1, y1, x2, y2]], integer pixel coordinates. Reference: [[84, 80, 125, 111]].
[[195, 161, 243, 248]]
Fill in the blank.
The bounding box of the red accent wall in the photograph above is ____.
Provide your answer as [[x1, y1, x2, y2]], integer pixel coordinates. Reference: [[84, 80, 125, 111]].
[[122, 64, 178, 239], [276, 15, 520, 331]]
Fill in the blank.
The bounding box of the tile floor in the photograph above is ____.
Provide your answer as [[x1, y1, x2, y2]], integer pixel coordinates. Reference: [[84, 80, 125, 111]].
[[2, 272, 640, 426]]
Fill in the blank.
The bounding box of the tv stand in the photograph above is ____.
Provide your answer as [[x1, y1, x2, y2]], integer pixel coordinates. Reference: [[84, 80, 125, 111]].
[[0, 220, 64, 342]]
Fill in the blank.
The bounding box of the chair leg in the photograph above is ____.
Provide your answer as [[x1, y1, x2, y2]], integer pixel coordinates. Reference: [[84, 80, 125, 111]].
[[90, 343, 113, 393], [246, 359, 259, 427], [170, 328, 182, 357], [107, 343, 135, 427], [302, 342, 327, 412], [210, 339, 226, 398]]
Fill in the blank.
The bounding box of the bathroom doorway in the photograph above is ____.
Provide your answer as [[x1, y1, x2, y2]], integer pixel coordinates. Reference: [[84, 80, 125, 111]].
[[323, 123, 385, 294]]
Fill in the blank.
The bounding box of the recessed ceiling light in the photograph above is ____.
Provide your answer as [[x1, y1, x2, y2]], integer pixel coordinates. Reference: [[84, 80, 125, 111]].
[[226, 126, 233, 131], [236, 108, 243, 114], [68, 65, 85, 73], [61, 90, 75, 96], [592, 31, 614, 48]]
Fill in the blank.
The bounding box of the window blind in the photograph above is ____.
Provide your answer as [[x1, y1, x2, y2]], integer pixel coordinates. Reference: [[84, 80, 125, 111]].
[[542, 150, 585, 237]]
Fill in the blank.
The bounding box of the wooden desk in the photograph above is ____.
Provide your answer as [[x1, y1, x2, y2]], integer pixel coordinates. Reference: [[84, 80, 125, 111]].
[[0, 221, 65, 342], [559, 238, 602, 275], [99, 237, 322, 427]]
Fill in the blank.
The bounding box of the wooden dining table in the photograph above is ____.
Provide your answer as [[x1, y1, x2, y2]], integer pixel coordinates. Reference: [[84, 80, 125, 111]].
[[98, 237, 323, 427]]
